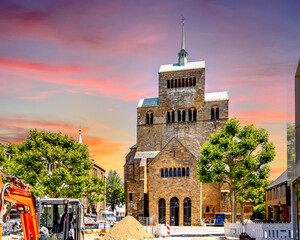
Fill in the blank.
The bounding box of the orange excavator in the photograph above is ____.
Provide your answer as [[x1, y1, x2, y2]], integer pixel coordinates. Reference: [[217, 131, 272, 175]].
[[0, 169, 85, 240], [0, 169, 39, 240]]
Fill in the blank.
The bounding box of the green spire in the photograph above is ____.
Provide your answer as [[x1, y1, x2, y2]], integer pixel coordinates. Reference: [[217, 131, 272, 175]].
[[178, 20, 188, 66]]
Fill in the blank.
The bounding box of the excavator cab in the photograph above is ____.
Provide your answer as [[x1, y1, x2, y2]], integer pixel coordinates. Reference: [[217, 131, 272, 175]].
[[37, 199, 84, 240]]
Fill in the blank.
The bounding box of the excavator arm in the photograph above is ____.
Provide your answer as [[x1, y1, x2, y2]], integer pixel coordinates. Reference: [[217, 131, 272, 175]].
[[0, 169, 39, 240]]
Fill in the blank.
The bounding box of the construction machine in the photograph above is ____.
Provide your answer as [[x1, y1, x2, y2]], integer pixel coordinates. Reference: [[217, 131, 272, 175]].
[[0, 169, 85, 240]]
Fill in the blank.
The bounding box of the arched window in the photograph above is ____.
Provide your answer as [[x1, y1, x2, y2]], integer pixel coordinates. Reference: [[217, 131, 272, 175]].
[[150, 113, 154, 124], [171, 80, 174, 88], [183, 198, 191, 226], [161, 169, 164, 177], [170, 197, 179, 226], [178, 111, 181, 122], [165, 169, 168, 177], [178, 79, 181, 87], [167, 112, 171, 123], [186, 168, 189, 176], [173, 168, 177, 177], [169, 168, 173, 177], [193, 77, 196, 86], [172, 111, 175, 123], [178, 168, 181, 177], [159, 198, 166, 224], [193, 110, 197, 121], [182, 110, 186, 122], [182, 78, 185, 87], [211, 108, 215, 120], [146, 112, 153, 125], [167, 80, 170, 89], [216, 108, 219, 119], [189, 78, 192, 87], [175, 79, 177, 88], [182, 168, 186, 177], [188, 110, 192, 121]]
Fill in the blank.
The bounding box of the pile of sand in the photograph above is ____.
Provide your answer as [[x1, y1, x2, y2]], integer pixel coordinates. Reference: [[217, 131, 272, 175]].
[[101, 216, 154, 240]]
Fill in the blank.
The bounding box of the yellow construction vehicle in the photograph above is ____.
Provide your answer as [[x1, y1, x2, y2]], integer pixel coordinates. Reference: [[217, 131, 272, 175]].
[[0, 169, 85, 240]]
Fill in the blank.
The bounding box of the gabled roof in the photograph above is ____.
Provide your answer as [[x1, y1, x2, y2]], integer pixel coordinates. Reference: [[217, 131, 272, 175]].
[[267, 170, 287, 190], [137, 98, 159, 108], [205, 91, 229, 102], [159, 61, 205, 73]]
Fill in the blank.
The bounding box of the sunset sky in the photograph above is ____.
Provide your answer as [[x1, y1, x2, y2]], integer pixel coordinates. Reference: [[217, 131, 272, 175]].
[[0, 0, 299, 180]]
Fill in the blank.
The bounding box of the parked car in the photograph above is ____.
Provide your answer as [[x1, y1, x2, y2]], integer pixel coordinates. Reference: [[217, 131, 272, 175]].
[[214, 213, 226, 225], [99, 211, 116, 223]]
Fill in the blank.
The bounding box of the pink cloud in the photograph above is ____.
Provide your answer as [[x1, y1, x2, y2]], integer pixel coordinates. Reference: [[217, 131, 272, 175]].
[[18, 91, 57, 100]]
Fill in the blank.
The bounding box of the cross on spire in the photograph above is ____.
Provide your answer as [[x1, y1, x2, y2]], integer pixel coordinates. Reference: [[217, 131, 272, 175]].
[[178, 15, 188, 66]]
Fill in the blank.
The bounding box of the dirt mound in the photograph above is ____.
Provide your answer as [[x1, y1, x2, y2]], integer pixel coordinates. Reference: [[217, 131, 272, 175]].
[[101, 216, 154, 240]]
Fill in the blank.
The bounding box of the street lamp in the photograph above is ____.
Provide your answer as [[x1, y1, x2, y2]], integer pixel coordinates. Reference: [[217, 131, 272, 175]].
[[278, 201, 281, 208]]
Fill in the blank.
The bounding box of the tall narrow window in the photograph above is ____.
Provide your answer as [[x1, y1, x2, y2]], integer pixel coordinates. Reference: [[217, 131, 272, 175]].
[[171, 80, 174, 88], [182, 168, 186, 177], [150, 113, 154, 124], [211, 108, 215, 120], [169, 168, 173, 177], [172, 111, 175, 123], [189, 78, 192, 86], [146, 114, 150, 125], [167, 112, 170, 123], [174, 168, 177, 177], [130, 193, 133, 201], [182, 111, 186, 122], [186, 168, 189, 176], [178, 79, 181, 87], [186, 78, 189, 86], [189, 110, 192, 121], [193, 77, 196, 86], [167, 80, 170, 89], [216, 108, 219, 119], [159, 199, 166, 224], [178, 111, 181, 122], [178, 168, 181, 177], [161, 169, 164, 177], [182, 78, 185, 87], [193, 110, 197, 121], [175, 79, 177, 88], [165, 169, 168, 177]]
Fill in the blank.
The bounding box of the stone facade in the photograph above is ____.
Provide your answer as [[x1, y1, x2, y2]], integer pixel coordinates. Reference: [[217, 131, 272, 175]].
[[124, 25, 242, 225]]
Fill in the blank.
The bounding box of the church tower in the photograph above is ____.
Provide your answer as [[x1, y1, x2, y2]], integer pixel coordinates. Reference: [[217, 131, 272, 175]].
[[125, 22, 231, 226]]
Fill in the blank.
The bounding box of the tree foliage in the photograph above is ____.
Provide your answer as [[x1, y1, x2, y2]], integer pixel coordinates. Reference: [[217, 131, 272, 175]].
[[85, 174, 105, 212], [3, 129, 93, 198], [106, 170, 124, 211], [197, 118, 275, 222]]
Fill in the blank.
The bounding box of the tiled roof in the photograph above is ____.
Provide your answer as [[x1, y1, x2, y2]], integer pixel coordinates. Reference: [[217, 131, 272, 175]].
[[130, 144, 137, 149], [205, 91, 229, 102], [159, 61, 205, 73], [137, 98, 159, 108], [267, 170, 287, 190]]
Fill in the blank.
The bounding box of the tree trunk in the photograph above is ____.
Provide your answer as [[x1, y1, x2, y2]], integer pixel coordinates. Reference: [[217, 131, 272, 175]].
[[234, 193, 237, 223], [240, 201, 244, 223]]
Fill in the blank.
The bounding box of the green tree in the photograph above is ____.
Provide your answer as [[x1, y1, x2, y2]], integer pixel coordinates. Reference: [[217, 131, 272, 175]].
[[197, 118, 275, 222], [106, 170, 124, 211], [3, 129, 93, 198], [85, 174, 105, 213]]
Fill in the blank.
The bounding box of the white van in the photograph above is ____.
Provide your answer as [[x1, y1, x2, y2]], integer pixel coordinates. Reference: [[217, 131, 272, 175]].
[[99, 211, 116, 222]]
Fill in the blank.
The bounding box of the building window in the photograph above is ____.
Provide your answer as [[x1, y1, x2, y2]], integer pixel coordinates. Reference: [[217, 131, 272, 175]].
[[171, 79, 174, 88], [211, 106, 219, 120], [183, 198, 192, 226], [186, 168, 189, 176], [189, 78, 192, 87], [178, 168, 181, 177], [169, 168, 173, 177], [178, 79, 181, 87], [161, 169, 164, 177], [189, 109, 197, 121], [182, 110, 186, 122], [193, 110, 197, 121], [129, 193, 133, 201], [167, 112, 170, 123], [159, 198, 166, 224], [172, 111, 175, 123], [211, 108, 215, 120], [167, 80, 170, 89], [178, 111, 181, 122], [216, 108, 219, 119], [182, 78, 185, 87], [174, 168, 177, 177], [206, 206, 210, 213], [189, 110, 192, 121], [186, 78, 189, 87], [93, 168, 97, 175], [146, 112, 153, 125], [165, 169, 168, 177], [193, 77, 196, 86], [175, 79, 177, 88], [182, 168, 186, 177]]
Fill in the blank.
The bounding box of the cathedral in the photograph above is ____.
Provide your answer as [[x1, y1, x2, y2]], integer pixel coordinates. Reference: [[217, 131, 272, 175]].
[[124, 22, 232, 226]]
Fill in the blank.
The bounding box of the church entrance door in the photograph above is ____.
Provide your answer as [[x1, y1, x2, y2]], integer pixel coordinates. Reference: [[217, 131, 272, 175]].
[[170, 197, 179, 226]]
